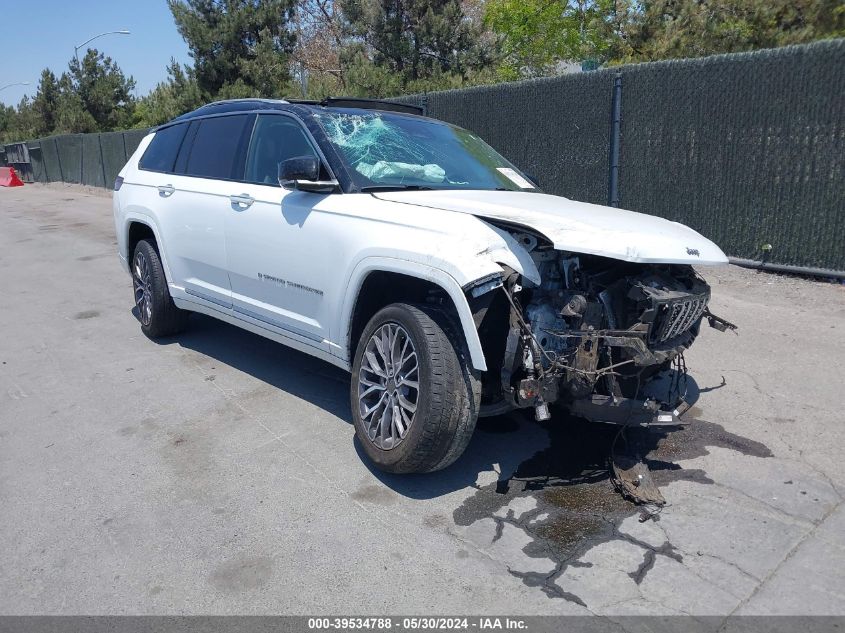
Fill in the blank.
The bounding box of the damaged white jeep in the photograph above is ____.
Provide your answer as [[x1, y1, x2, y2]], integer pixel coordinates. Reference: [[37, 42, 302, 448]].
[[114, 97, 735, 474]]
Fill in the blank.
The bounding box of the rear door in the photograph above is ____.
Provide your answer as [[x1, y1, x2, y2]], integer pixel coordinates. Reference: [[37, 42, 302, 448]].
[[223, 113, 336, 348], [127, 121, 188, 281], [164, 113, 254, 308]]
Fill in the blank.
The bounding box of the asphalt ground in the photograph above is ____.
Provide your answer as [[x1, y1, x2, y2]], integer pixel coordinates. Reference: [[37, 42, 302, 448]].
[[1, 183, 843, 616]]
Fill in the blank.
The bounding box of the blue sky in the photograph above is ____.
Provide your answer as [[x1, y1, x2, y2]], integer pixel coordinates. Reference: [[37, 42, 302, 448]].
[[2, 0, 192, 106]]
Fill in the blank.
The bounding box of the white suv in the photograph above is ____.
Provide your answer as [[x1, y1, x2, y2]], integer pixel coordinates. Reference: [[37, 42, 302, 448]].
[[113, 97, 732, 474]]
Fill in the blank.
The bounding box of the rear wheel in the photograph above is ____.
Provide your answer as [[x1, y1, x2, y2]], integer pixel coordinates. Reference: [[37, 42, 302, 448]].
[[351, 303, 480, 474], [132, 239, 188, 339]]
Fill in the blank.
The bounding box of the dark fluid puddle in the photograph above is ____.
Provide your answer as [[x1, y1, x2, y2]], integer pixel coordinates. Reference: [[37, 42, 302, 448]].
[[454, 407, 771, 604]]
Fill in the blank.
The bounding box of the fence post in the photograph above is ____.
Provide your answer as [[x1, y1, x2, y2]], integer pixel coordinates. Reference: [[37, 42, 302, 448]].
[[54, 137, 64, 183], [98, 134, 107, 188], [34, 141, 44, 182], [608, 73, 622, 207]]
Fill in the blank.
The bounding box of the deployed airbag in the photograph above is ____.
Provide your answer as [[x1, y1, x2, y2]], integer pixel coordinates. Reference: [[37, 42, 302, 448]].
[[356, 161, 445, 183]]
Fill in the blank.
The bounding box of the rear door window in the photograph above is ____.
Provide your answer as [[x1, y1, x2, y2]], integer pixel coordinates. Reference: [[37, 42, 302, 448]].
[[184, 114, 252, 181], [245, 115, 320, 185], [139, 123, 188, 173]]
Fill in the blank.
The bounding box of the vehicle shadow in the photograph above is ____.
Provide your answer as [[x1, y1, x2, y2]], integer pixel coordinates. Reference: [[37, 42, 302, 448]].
[[142, 309, 709, 500], [146, 311, 353, 423], [281, 189, 330, 227], [358, 372, 704, 500]]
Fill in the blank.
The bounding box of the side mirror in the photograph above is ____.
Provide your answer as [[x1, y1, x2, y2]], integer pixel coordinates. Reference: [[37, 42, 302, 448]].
[[278, 156, 338, 193]]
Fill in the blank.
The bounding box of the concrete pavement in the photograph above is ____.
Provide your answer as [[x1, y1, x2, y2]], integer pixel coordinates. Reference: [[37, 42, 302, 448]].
[[1, 183, 843, 615]]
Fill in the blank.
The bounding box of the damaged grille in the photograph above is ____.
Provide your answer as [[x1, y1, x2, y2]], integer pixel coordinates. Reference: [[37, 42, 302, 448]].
[[650, 294, 709, 343]]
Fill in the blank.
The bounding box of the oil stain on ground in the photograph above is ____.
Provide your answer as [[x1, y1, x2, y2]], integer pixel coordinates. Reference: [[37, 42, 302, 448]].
[[453, 408, 771, 604], [209, 555, 274, 593], [73, 310, 100, 320]]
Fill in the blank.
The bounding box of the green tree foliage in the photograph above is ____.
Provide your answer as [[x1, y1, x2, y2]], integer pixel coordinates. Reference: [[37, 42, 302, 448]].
[[133, 61, 204, 127], [1, 49, 136, 141], [0, 98, 39, 143], [32, 70, 60, 137], [168, 0, 297, 99], [623, 0, 845, 61], [64, 49, 137, 132], [484, 0, 628, 79], [340, 0, 493, 90], [0, 105, 13, 141], [3, 0, 844, 144]]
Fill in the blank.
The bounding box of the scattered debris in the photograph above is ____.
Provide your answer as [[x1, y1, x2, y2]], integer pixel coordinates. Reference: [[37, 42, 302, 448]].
[[611, 453, 665, 506]]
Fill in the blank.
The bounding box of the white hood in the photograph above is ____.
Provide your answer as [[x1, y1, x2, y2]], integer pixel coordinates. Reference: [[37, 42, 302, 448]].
[[373, 190, 728, 265]]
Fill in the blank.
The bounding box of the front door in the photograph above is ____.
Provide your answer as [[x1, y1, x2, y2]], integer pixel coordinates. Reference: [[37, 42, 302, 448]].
[[223, 114, 334, 348]]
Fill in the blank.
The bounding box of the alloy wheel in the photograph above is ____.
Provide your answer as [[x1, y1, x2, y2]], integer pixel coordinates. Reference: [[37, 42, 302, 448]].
[[132, 250, 153, 326], [357, 323, 420, 450]]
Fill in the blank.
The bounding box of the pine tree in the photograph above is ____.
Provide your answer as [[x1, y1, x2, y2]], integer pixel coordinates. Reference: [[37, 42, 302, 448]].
[[134, 60, 204, 127], [32, 70, 60, 137], [168, 0, 298, 99], [341, 0, 492, 89], [66, 49, 136, 131]]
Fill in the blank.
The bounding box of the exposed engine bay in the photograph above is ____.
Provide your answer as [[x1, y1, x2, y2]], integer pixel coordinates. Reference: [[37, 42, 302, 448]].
[[469, 227, 736, 427]]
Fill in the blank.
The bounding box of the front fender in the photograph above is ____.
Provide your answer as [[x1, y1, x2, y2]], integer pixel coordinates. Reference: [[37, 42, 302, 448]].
[[339, 256, 488, 372]]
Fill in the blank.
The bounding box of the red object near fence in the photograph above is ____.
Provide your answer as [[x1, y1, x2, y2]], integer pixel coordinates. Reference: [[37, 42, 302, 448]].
[[0, 166, 24, 187]]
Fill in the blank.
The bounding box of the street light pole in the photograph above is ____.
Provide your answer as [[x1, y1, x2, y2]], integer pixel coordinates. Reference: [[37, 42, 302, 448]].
[[74, 29, 131, 64], [0, 81, 30, 93]]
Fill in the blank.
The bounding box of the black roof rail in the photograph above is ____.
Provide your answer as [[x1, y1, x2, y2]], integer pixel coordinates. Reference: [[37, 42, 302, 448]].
[[289, 96, 424, 116], [167, 96, 424, 127], [170, 98, 290, 122]]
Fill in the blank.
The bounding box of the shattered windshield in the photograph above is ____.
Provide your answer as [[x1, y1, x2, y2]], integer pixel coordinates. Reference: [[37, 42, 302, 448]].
[[313, 109, 537, 192]]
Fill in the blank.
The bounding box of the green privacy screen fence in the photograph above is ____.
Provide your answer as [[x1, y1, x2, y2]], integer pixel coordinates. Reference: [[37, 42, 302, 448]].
[[398, 39, 845, 274], [3, 39, 843, 272], [2, 129, 149, 191]]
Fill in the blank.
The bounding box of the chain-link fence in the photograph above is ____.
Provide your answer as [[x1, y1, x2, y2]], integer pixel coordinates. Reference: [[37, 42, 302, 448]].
[[399, 69, 615, 206], [399, 39, 845, 273], [3, 39, 843, 272], [618, 41, 843, 273]]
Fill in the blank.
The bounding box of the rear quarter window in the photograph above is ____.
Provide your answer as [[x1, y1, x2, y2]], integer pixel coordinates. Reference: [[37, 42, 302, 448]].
[[138, 124, 188, 173]]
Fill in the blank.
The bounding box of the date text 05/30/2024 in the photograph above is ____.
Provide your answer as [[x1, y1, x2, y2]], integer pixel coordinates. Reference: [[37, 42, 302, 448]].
[[307, 618, 528, 630]]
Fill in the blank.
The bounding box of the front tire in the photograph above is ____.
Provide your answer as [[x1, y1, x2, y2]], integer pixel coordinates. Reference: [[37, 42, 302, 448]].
[[351, 303, 480, 474], [132, 239, 188, 339]]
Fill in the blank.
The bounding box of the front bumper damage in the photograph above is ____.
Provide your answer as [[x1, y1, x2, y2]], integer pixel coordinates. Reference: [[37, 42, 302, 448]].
[[463, 246, 739, 506], [569, 394, 692, 427], [469, 259, 737, 429], [514, 327, 701, 427], [464, 238, 738, 507]]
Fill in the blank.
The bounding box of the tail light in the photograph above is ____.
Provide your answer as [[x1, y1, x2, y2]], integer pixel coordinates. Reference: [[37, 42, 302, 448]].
[[114, 176, 124, 191]]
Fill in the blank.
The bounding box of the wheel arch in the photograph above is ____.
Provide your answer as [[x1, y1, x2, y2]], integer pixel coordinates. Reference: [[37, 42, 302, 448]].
[[341, 258, 488, 372], [123, 215, 175, 284]]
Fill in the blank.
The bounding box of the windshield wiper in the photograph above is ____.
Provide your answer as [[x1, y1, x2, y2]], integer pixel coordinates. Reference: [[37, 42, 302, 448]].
[[360, 184, 436, 193]]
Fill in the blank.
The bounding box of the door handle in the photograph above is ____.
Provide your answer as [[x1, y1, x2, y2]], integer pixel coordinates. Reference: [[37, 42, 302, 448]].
[[157, 184, 175, 197], [229, 194, 255, 209]]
